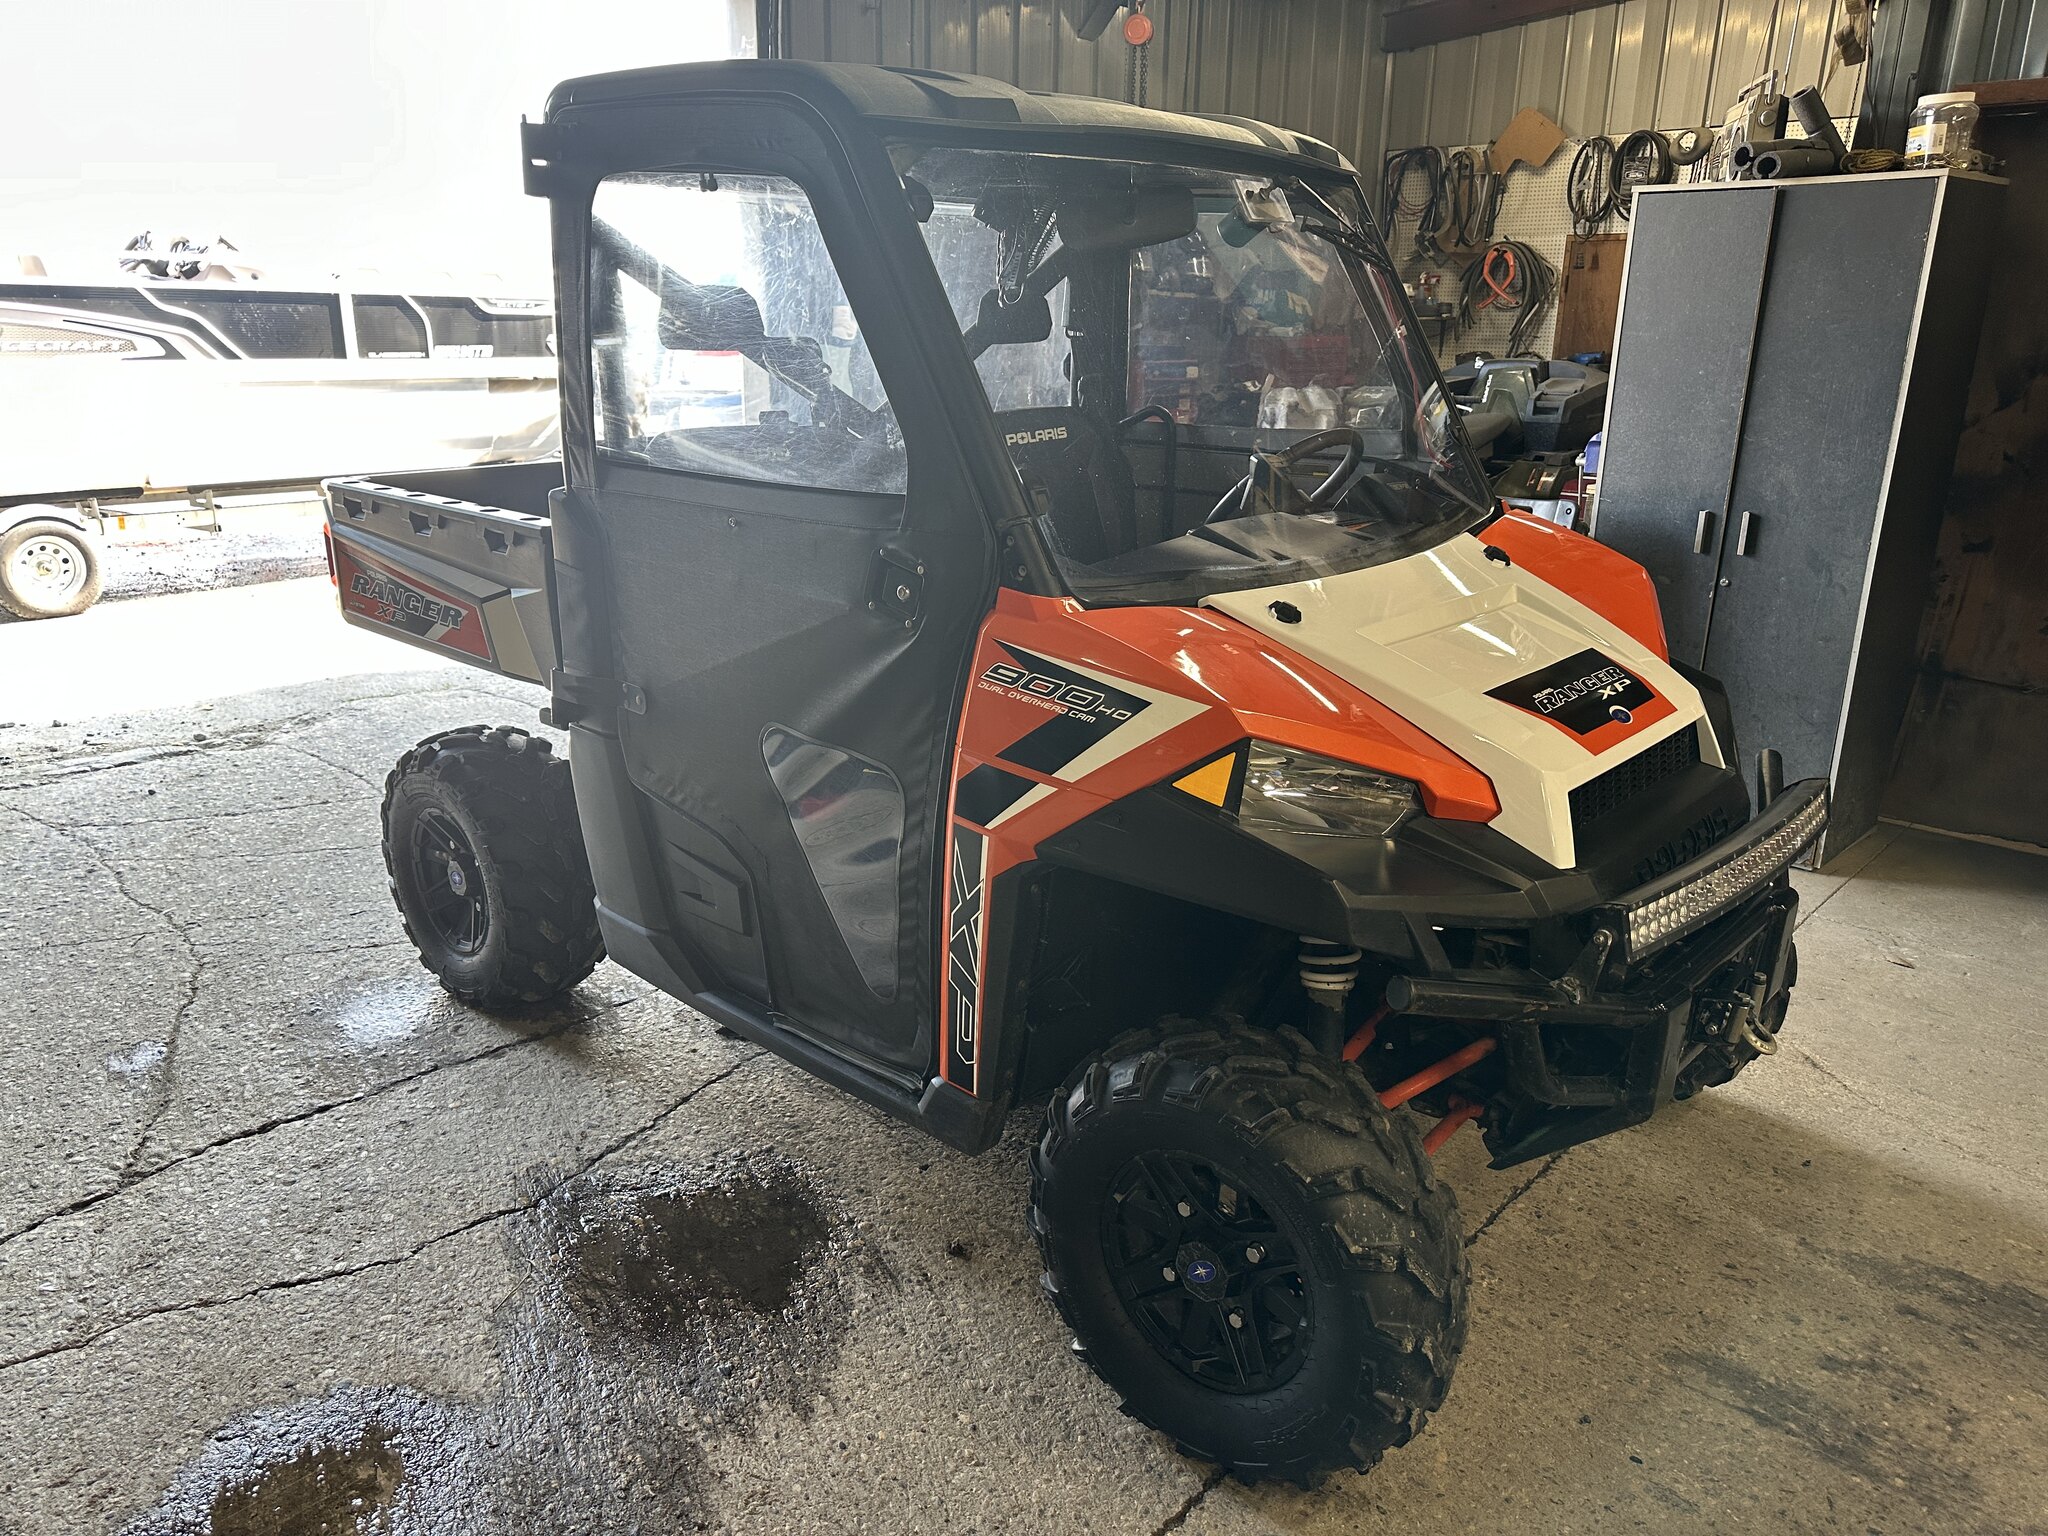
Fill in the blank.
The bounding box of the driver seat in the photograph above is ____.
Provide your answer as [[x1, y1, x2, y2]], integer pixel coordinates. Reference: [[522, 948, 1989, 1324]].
[[994, 408, 1137, 566]]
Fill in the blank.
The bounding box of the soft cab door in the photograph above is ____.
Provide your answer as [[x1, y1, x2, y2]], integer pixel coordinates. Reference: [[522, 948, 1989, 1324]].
[[545, 91, 997, 1080]]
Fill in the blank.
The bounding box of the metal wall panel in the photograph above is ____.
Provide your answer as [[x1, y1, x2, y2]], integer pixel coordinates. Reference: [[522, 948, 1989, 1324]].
[[778, 0, 1400, 168], [776, 0, 2029, 180], [1940, 0, 2048, 79]]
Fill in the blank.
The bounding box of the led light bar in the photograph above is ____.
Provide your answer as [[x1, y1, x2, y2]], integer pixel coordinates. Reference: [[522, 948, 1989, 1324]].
[[1621, 785, 1828, 958]]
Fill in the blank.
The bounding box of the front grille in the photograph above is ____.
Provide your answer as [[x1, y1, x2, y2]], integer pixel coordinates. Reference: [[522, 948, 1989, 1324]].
[[1570, 726, 1702, 839]]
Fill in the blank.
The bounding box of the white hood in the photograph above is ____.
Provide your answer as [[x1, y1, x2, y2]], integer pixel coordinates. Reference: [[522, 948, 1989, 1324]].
[[1204, 534, 1723, 869]]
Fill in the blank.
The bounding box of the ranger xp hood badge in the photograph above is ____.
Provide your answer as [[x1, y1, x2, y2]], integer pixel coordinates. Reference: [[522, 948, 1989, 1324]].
[[1487, 648, 1656, 736]]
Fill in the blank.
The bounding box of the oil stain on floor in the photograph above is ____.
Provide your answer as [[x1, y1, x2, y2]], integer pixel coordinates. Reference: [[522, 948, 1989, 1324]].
[[206, 1428, 405, 1536], [121, 1157, 854, 1535]]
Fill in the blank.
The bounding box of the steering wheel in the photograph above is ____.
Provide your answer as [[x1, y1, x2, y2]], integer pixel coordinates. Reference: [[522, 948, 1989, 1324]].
[[1204, 428, 1366, 524]]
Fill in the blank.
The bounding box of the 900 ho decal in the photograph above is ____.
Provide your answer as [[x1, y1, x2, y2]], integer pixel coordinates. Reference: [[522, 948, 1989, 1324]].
[[979, 643, 1156, 778], [979, 660, 1134, 724]]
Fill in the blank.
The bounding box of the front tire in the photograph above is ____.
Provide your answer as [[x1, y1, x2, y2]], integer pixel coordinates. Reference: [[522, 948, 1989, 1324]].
[[1030, 1024, 1468, 1485], [0, 519, 103, 619], [382, 725, 603, 1008]]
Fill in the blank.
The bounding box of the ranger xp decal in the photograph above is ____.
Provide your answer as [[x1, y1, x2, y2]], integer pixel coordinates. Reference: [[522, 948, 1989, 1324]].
[[334, 543, 494, 662], [943, 821, 989, 1094], [1487, 648, 1655, 736]]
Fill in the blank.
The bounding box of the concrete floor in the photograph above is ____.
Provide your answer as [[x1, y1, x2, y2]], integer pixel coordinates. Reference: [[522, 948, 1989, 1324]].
[[2, 578, 2044, 1535]]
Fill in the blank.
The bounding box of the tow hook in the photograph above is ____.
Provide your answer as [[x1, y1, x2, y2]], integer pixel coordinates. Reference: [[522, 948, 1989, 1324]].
[[1728, 1005, 1781, 1056], [1722, 969, 1780, 1056]]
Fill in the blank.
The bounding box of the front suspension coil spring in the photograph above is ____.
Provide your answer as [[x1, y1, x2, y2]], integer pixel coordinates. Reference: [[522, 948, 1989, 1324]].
[[1298, 937, 1363, 1006]]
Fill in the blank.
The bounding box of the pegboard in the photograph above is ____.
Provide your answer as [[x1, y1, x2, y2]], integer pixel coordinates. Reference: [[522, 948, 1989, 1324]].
[[1375, 112, 1860, 370], [1377, 144, 1585, 368]]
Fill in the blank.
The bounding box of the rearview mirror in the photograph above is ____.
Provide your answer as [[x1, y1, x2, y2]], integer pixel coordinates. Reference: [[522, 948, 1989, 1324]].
[[967, 288, 1053, 348], [1057, 186, 1196, 253]]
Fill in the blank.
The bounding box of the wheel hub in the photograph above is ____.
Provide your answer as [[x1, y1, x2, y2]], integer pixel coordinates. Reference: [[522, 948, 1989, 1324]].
[[12, 537, 83, 599], [1103, 1151, 1312, 1394], [1176, 1243, 1227, 1299]]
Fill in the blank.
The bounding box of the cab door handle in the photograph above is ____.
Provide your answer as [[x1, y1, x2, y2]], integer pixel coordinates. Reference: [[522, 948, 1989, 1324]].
[[1737, 510, 1761, 556]]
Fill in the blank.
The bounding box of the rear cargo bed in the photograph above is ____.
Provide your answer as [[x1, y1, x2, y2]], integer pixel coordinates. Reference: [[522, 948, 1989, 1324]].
[[324, 461, 559, 685]]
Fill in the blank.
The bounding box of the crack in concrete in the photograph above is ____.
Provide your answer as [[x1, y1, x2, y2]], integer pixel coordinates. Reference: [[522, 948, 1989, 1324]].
[[14, 929, 168, 953], [56, 798, 358, 829], [1465, 1152, 1566, 1249], [0, 1051, 767, 1376], [1149, 1467, 1226, 1535], [0, 1000, 620, 1250], [281, 938, 415, 957], [271, 739, 384, 794], [0, 680, 526, 793], [2, 803, 205, 1183], [205, 843, 379, 862], [1791, 1044, 1861, 1097]]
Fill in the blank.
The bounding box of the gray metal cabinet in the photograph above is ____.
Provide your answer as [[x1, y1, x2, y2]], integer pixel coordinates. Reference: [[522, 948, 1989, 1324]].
[[1593, 172, 2004, 862]]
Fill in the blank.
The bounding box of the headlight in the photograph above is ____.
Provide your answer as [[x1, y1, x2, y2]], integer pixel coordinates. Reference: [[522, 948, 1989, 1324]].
[[1237, 742, 1419, 838]]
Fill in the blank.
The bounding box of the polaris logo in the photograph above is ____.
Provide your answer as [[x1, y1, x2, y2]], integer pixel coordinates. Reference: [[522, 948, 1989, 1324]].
[[349, 571, 468, 631], [980, 661, 1132, 722], [1632, 808, 1733, 885], [1004, 426, 1068, 447]]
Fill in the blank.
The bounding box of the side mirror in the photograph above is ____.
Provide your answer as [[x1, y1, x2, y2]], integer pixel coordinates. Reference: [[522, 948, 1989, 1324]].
[[656, 281, 766, 352]]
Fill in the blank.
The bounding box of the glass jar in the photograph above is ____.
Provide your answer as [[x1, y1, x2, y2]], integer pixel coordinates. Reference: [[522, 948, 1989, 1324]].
[[1905, 92, 1981, 169]]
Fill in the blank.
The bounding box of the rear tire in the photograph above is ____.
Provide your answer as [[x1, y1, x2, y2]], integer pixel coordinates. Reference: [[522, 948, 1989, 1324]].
[[381, 725, 603, 1008], [1030, 1023, 1468, 1486], [0, 519, 103, 619]]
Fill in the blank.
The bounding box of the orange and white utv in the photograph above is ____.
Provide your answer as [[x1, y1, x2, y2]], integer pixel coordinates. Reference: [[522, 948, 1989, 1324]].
[[323, 61, 1825, 1484]]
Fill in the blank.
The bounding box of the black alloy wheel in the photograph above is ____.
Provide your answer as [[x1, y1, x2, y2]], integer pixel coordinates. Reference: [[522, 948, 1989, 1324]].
[[1031, 1023, 1468, 1485], [408, 807, 490, 956], [1103, 1151, 1311, 1394]]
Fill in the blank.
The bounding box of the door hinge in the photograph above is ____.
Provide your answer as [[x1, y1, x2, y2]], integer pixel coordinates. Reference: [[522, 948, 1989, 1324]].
[[521, 118, 565, 199], [543, 668, 643, 727]]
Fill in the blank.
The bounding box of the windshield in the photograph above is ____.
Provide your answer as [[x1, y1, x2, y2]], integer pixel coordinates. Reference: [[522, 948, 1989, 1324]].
[[904, 146, 1494, 607]]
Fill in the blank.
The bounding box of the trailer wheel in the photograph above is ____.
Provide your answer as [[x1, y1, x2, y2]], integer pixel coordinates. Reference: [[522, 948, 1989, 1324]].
[[381, 725, 603, 1009], [0, 519, 103, 619], [1030, 1023, 1468, 1486]]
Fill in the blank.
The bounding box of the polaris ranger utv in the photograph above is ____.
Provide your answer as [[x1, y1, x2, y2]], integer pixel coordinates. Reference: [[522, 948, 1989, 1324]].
[[323, 60, 1825, 1485]]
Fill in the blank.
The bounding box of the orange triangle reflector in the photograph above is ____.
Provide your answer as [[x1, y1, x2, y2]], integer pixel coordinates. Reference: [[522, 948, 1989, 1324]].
[[1172, 755, 1235, 807]]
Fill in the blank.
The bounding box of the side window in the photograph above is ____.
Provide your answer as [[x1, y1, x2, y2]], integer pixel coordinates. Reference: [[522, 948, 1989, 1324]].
[[353, 296, 427, 359], [761, 727, 905, 998], [156, 293, 343, 359], [589, 172, 905, 495], [418, 297, 554, 358]]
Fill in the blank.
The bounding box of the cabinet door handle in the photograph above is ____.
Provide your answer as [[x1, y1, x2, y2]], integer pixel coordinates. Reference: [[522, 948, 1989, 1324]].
[[1693, 509, 1718, 555], [1738, 510, 1760, 557]]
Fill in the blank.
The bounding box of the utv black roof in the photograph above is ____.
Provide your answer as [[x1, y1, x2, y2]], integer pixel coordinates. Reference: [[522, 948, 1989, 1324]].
[[543, 59, 1354, 174]]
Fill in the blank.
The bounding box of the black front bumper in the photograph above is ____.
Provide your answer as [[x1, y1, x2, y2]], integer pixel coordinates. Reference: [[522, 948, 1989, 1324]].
[[1384, 779, 1826, 1166]]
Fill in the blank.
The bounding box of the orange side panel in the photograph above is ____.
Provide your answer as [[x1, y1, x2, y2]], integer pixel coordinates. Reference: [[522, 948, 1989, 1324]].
[[936, 589, 1507, 1094], [1484, 512, 1670, 661]]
